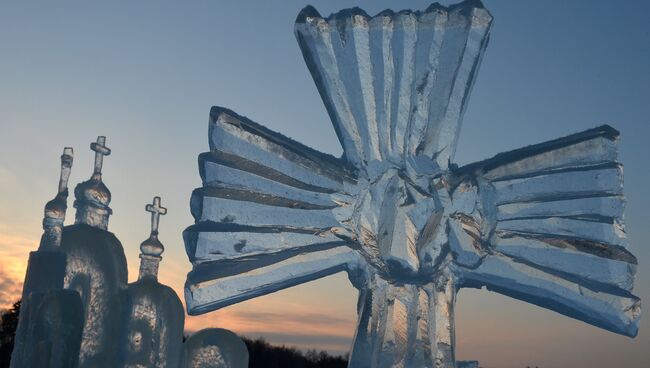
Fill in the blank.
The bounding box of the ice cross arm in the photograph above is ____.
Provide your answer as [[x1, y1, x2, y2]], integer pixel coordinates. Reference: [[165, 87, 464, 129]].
[[185, 108, 641, 337], [448, 125, 640, 337], [184, 107, 361, 314], [294, 2, 492, 169]]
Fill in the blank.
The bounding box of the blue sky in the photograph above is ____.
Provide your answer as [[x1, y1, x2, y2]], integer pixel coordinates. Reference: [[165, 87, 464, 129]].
[[0, 1, 648, 366]]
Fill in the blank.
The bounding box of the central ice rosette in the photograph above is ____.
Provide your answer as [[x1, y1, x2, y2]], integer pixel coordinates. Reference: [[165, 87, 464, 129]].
[[344, 161, 453, 281]]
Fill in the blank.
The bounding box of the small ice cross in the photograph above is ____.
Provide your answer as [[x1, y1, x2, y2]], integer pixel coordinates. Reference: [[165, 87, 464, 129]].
[[58, 147, 74, 194], [90, 136, 111, 175], [139, 196, 167, 280], [146, 196, 167, 236]]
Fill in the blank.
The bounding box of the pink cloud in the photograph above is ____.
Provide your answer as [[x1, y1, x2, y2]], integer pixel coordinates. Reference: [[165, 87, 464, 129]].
[[184, 305, 355, 354]]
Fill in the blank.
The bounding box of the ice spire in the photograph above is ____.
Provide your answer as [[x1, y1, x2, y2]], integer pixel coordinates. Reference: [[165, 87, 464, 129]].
[[39, 147, 74, 250], [74, 136, 112, 230], [139, 196, 167, 280]]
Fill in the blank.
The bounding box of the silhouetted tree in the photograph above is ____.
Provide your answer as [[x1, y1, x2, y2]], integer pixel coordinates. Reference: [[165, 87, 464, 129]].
[[0, 300, 20, 368], [243, 337, 348, 368]]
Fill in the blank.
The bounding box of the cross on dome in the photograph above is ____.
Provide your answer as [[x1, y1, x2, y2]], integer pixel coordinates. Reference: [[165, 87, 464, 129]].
[[139, 196, 167, 280], [146, 196, 167, 235], [90, 136, 111, 175], [73, 136, 112, 230]]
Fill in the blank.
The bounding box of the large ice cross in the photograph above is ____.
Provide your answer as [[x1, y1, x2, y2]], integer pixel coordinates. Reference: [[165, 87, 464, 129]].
[[90, 136, 111, 175], [183, 2, 641, 367]]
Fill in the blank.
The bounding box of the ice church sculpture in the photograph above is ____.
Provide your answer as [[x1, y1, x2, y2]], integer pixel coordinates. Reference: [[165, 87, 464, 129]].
[[183, 1, 641, 367], [12, 137, 248, 368], [118, 196, 185, 367]]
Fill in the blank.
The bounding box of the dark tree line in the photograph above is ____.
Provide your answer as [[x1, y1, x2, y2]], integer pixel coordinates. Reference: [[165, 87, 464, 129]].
[[244, 337, 348, 368], [0, 299, 348, 368], [0, 301, 20, 368]]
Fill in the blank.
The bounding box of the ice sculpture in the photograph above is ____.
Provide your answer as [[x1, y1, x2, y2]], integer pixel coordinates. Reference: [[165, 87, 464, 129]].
[[11, 148, 84, 368], [183, 1, 641, 367], [62, 136, 128, 367], [16, 290, 84, 368], [183, 329, 249, 368], [118, 197, 184, 368], [20, 147, 73, 297], [11, 137, 249, 368]]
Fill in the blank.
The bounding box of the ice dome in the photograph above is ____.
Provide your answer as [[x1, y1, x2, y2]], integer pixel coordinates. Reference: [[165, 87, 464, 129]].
[[140, 234, 164, 257], [74, 174, 112, 212], [73, 137, 113, 230]]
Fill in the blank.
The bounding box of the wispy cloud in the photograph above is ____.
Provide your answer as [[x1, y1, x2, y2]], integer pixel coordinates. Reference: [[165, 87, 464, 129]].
[[185, 303, 355, 354], [184, 299, 356, 354]]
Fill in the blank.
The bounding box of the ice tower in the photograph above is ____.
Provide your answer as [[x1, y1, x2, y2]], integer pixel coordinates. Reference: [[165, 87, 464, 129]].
[[11, 148, 84, 368], [21, 147, 74, 299], [118, 196, 184, 368], [61, 136, 128, 367]]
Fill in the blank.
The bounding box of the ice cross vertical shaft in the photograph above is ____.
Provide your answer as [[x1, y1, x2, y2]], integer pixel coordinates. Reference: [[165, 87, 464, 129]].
[[146, 196, 167, 236], [349, 272, 456, 368], [90, 136, 110, 176]]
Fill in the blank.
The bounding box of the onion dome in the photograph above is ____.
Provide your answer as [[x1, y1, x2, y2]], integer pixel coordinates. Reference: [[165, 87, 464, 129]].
[[39, 147, 74, 249], [74, 136, 112, 230], [139, 196, 167, 280], [140, 234, 164, 258]]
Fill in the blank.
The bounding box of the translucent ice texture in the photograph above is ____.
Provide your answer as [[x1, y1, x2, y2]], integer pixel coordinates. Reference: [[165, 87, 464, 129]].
[[183, 329, 248, 368], [116, 196, 183, 368], [118, 278, 184, 368], [62, 225, 128, 367], [294, 2, 491, 169], [11, 290, 83, 368]]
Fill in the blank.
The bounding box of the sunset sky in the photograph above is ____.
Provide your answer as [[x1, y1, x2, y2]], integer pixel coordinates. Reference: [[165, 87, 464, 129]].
[[1, 1, 649, 367]]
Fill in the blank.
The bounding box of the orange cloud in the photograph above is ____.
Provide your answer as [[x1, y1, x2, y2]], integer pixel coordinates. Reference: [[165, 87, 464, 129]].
[[0, 224, 38, 310], [184, 302, 355, 354], [181, 283, 358, 354]]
